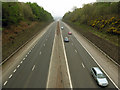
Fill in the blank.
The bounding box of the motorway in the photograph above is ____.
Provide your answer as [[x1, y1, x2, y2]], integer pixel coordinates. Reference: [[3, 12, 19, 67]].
[[60, 21, 117, 88], [2, 21, 118, 89], [2, 22, 56, 88]]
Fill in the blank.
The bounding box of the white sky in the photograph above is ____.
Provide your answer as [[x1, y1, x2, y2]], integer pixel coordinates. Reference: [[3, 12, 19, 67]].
[[19, 0, 96, 18]]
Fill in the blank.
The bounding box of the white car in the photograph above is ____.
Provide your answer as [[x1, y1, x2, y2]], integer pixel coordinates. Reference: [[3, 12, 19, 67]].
[[91, 67, 108, 87]]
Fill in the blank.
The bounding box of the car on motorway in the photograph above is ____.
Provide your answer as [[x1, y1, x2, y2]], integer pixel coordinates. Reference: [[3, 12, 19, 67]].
[[64, 37, 69, 42], [91, 67, 108, 87], [68, 32, 72, 35], [61, 27, 64, 30]]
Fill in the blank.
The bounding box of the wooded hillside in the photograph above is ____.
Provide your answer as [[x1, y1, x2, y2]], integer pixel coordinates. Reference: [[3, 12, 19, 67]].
[[62, 2, 120, 63], [2, 2, 53, 27], [63, 2, 120, 34], [2, 2, 53, 61]]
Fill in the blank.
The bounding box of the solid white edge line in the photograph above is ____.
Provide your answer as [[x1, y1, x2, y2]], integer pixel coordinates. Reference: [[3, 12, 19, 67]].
[[83, 34, 120, 67], [79, 27, 120, 67], [9, 74, 13, 79], [63, 22, 120, 67], [46, 29, 56, 88], [60, 25, 73, 89], [32, 65, 36, 71], [0, 22, 54, 66], [4, 81, 8, 86], [73, 33, 119, 89], [82, 63, 85, 68]]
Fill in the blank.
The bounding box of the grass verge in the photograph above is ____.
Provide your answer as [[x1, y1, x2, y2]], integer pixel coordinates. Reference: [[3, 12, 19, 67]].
[[65, 21, 119, 46], [76, 24, 119, 46], [2, 21, 52, 61]]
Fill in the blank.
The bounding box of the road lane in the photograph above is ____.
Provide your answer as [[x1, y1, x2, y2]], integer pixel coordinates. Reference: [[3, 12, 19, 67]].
[[2, 21, 118, 88], [60, 21, 117, 88], [2, 22, 56, 88], [61, 32, 98, 88]]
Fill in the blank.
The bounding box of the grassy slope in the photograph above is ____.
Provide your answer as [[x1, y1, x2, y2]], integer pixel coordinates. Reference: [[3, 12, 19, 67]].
[[2, 21, 52, 60], [77, 24, 119, 46], [66, 21, 119, 46], [2, 2, 53, 61], [63, 2, 120, 46]]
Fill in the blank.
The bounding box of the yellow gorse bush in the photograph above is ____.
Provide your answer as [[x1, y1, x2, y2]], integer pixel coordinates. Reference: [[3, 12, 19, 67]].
[[88, 16, 120, 34]]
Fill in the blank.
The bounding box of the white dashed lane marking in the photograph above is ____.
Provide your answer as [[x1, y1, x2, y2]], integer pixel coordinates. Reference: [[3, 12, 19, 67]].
[[82, 63, 85, 68], [75, 49, 77, 53], [13, 69, 17, 73], [32, 65, 36, 71], [20, 61, 23, 64], [9, 74, 13, 79], [23, 58, 25, 60], [4, 81, 8, 86], [40, 51, 42, 55], [17, 65, 20, 68], [44, 44, 45, 46]]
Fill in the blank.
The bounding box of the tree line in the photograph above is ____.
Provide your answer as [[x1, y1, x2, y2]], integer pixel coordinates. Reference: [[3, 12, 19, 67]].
[[2, 2, 53, 27], [63, 2, 120, 34]]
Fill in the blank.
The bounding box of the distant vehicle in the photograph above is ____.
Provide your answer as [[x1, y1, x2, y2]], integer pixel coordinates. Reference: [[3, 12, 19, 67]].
[[61, 27, 64, 30], [64, 37, 69, 42], [68, 32, 72, 35], [91, 67, 108, 87]]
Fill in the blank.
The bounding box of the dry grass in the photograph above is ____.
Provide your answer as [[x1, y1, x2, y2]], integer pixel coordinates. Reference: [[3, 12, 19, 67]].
[[2, 21, 51, 60]]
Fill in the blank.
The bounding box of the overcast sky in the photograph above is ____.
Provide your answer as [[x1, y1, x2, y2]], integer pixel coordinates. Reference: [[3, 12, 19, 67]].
[[19, 0, 96, 18]]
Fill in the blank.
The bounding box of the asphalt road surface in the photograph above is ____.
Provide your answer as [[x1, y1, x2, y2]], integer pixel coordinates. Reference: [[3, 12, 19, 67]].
[[60, 21, 117, 89], [2, 21, 118, 89], [2, 22, 56, 88]]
